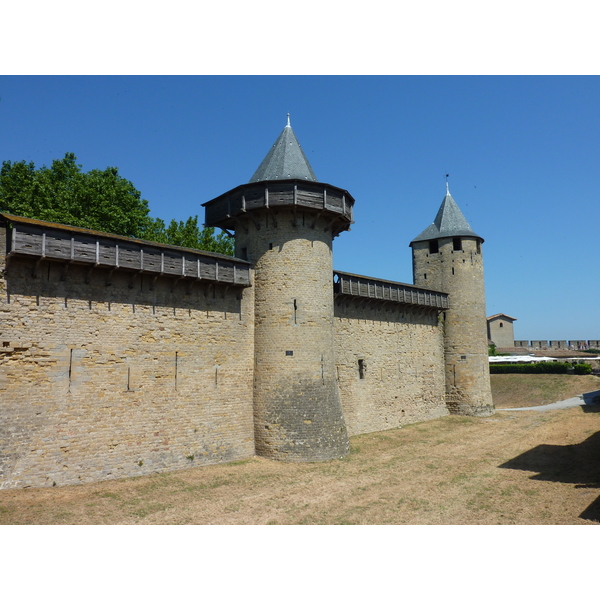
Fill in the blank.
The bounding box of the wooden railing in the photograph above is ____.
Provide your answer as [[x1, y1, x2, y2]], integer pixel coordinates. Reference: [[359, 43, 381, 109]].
[[203, 179, 355, 234], [2, 214, 251, 287], [333, 271, 449, 309]]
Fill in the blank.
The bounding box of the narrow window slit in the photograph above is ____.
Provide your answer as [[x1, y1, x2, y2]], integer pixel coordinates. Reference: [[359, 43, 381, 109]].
[[358, 359, 366, 379], [68, 349, 73, 392]]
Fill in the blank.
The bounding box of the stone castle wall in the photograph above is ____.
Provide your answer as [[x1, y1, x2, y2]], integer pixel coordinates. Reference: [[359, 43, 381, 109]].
[[487, 318, 515, 348], [334, 299, 448, 436], [516, 340, 599, 350], [235, 211, 349, 461], [1, 216, 476, 489], [412, 237, 494, 416], [0, 236, 255, 488]]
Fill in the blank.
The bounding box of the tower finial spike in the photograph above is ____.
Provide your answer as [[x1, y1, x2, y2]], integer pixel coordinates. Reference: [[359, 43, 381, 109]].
[[286, 113, 291, 127], [445, 173, 450, 196]]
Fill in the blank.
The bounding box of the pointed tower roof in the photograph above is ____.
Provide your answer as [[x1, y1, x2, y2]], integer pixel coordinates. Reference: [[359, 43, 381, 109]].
[[411, 185, 483, 244], [203, 116, 355, 237], [249, 114, 318, 183]]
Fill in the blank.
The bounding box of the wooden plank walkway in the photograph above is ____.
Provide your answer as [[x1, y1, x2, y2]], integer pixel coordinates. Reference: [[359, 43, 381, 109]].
[[2, 213, 251, 286], [334, 270, 449, 309]]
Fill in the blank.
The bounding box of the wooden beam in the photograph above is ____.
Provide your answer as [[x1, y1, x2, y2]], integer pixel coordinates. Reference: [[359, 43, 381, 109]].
[[128, 272, 141, 289], [85, 265, 96, 284], [105, 268, 116, 287], [60, 263, 69, 281], [266, 207, 278, 228], [32, 257, 44, 278]]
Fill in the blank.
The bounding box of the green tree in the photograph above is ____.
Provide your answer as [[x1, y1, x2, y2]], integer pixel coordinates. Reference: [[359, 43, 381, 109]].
[[0, 153, 153, 238], [148, 216, 234, 255], [0, 152, 233, 255]]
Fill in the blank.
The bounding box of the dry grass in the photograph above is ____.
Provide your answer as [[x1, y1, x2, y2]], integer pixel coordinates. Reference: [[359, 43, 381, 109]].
[[2, 375, 600, 525], [491, 373, 600, 408]]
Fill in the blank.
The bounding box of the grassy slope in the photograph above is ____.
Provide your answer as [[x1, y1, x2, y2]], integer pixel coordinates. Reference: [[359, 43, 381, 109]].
[[491, 374, 600, 408]]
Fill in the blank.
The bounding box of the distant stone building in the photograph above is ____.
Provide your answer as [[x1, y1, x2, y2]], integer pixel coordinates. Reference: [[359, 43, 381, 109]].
[[487, 313, 517, 348], [0, 118, 494, 489]]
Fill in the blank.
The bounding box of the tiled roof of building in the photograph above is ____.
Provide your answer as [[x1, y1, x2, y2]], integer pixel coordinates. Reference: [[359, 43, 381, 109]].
[[487, 313, 517, 322], [249, 115, 318, 183], [411, 187, 483, 244]]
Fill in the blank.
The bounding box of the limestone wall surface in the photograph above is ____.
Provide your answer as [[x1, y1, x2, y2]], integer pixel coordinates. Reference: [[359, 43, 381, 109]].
[[235, 211, 349, 461], [412, 237, 494, 416], [334, 300, 448, 436], [0, 209, 494, 489], [487, 318, 515, 348], [0, 248, 255, 488]]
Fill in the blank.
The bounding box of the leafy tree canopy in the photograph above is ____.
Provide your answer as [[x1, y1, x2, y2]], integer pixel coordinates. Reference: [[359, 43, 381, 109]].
[[0, 152, 233, 255], [145, 215, 234, 255]]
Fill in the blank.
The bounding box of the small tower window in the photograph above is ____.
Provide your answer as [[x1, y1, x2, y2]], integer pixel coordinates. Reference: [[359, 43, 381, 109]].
[[429, 239, 439, 254], [358, 359, 366, 379], [476, 240, 481, 254], [453, 237, 462, 251], [499, 322, 504, 328]]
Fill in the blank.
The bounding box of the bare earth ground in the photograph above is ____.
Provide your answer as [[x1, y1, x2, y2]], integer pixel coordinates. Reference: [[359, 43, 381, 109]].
[[2, 375, 600, 525]]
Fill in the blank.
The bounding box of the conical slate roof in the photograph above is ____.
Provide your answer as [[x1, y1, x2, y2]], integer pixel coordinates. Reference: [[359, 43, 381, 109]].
[[249, 116, 318, 183], [412, 189, 482, 243]]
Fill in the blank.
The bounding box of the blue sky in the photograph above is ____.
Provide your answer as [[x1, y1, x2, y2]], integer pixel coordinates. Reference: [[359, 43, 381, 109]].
[[1, 75, 598, 341]]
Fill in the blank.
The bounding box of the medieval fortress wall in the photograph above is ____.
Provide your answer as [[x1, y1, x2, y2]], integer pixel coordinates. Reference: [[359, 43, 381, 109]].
[[1, 120, 494, 489], [0, 217, 452, 488], [0, 228, 256, 488], [236, 214, 349, 461], [412, 236, 493, 416], [334, 301, 447, 436]]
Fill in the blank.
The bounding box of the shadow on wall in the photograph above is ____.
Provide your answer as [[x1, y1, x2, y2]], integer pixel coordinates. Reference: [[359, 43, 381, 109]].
[[499, 420, 600, 522], [5, 257, 244, 316], [334, 298, 440, 327]]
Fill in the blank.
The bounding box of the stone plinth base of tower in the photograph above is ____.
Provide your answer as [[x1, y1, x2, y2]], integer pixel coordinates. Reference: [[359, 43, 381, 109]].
[[445, 390, 495, 417], [254, 380, 350, 462]]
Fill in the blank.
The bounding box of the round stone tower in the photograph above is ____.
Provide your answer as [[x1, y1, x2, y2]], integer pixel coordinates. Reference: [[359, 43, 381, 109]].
[[202, 117, 354, 461], [410, 184, 494, 416]]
